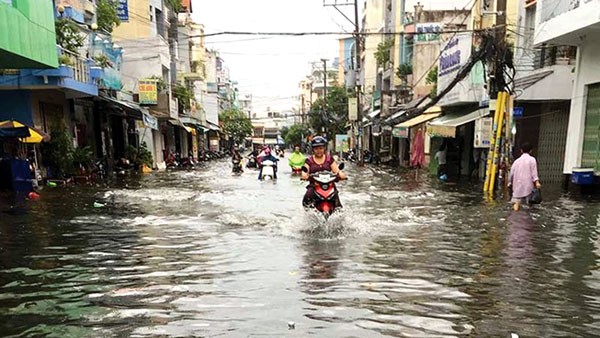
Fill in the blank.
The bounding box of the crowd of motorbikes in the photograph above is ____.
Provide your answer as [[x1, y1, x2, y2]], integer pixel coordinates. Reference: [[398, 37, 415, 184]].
[[165, 150, 230, 169], [237, 143, 346, 219]]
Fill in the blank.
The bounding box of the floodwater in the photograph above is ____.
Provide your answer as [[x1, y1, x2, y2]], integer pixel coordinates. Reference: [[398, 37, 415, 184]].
[[1, 158, 599, 337]]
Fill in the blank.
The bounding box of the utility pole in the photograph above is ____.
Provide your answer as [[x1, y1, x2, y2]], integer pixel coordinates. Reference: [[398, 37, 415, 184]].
[[321, 58, 328, 135], [353, 0, 362, 165], [322, 0, 363, 164]]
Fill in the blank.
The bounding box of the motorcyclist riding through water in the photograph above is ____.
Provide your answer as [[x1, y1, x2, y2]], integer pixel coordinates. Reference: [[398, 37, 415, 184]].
[[301, 136, 346, 209], [258, 146, 279, 180], [288, 145, 306, 175], [231, 148, 243, 173]]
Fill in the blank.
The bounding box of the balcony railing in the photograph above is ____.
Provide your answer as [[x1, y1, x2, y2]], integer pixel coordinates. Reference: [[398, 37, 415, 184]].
[[540, 0, 581, 23], [58, 47, 91, 84]]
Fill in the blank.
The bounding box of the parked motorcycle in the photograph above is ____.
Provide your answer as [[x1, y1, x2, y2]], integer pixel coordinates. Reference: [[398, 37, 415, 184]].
[[259, 159, 276, 180], [180, 153, 196, 169], [302, 163, 346, 218]]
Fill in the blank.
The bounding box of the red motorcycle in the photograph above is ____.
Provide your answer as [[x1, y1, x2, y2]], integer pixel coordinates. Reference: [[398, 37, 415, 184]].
[[291, 166, 302, 175], [302, 163, 345, 218]]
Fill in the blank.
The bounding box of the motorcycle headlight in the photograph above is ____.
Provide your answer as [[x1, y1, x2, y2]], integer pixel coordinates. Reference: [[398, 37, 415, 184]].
[[321, 184, 329, 190]]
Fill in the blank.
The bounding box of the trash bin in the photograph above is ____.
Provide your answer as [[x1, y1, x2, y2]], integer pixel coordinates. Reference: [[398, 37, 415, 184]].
[[571, 167, 595, 185], [11, 158, 33, 192]]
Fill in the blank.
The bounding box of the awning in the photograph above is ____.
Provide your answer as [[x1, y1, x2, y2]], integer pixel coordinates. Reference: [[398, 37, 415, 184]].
[[385, 109, 406, 123], [142, 112, 158, 130], [169, 119, 186, 128], [427, 108, 490, 138], [514, 67, 574, 101], [179, 116, 199, 125], [97, 93, 143, 120], [207, 121, 220, 131], [396, 112, 442, 128], [368, 109, 381, 119]]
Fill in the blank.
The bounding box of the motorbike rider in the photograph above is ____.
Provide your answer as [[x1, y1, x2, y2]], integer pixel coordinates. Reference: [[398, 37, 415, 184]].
[[232, 148, 243, 172], [301, 136, 346, 208], [288, 145, 306, 170], [258, 147, 279, 180], [257, 145, 269, 165]]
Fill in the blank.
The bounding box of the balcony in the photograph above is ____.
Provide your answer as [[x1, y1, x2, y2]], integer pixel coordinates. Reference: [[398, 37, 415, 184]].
[[535, 0, 600, 45], [0, 47, 99, 98]]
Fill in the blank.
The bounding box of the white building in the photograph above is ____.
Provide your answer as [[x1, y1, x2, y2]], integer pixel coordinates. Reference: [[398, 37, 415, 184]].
[[239, 93, 253, 119], [534, 0, 600, 176]]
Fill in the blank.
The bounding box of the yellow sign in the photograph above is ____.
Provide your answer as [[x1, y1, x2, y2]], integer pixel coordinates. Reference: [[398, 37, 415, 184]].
[[139, 80, 158, 105]]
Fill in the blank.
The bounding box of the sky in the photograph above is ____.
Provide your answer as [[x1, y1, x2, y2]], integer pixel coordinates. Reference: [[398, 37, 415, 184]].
[[192, 0, 473, 115]]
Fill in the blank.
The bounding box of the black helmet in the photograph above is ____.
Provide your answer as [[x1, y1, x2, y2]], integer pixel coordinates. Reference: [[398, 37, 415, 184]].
[[311, 136, 327, 148]]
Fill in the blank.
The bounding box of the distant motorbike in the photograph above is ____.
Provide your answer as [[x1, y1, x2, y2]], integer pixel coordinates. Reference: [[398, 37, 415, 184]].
[[246, 155, 258, 169], [232, 158, 243, 174], [291, 166, 302, 175], [302, 163, 346, 218], [259, 159, 276, 180]]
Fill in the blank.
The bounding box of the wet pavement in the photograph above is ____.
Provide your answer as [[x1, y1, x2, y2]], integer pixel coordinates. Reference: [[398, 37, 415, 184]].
[[1, 158, 600, 337]]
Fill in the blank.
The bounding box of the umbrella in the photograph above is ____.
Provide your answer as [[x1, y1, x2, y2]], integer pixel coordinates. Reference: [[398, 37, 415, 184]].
[[0, 120, 50, 143]]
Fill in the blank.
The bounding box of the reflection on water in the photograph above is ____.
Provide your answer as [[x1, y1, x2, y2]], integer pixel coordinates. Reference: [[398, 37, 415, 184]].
[[1, 161, 600, 337]]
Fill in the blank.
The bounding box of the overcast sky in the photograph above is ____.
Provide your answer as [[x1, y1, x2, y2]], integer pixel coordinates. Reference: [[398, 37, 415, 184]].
[[192, 0, 473, 114]]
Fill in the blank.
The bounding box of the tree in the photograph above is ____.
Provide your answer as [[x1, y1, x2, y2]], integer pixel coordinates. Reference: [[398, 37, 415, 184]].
[[280, 126, 290, 143], [374, 38, 394, 66], [97, 0, 120, 33], [309, 86, 349, 140], [284, 124, 310, 146], [165, 0, 183, 11], [426, 66, 438, 99], [55, 18, 85, 54], [219, 108, 253, 145], [172, 84, 193, 112]]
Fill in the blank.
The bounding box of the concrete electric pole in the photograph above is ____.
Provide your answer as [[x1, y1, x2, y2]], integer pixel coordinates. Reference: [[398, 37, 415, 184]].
[[323, 0, 363, 164]]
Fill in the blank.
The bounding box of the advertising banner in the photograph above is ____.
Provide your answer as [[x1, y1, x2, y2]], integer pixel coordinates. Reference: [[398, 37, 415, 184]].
[[138, 79, 158, 105]]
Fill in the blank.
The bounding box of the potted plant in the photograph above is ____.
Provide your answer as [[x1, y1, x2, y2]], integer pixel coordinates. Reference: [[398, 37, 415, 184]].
[[58, 54, 74, 67], [72, 146, 93, 175]]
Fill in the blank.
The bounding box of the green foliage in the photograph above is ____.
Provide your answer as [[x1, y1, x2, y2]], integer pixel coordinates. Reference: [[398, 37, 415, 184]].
[[148, 75, 168, 92], [280, 126, 289, 142], [58, 54, 74, 66], [219, 108, 253, 145], [426, 66, 438, 98], [93, 54, 112, 68], [124, 143, 153, 168], [72, 146, 93, 169], [173, 84, 193, 111], [284, 124, 310, 146], [309, 86, 349, 140], [374, 38, 394, 66], [96, 0, 120, 33], [55, 18, 85, 54], [165, 0, 183, 12], [396, 63, 413, 79], [41, 118, 74, 178]]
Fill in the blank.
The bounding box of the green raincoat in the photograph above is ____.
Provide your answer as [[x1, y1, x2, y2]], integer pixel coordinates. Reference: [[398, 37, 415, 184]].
[[288, 152, 306, 168]]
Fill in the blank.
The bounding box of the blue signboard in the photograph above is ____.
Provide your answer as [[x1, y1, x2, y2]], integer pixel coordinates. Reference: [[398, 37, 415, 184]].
[[513, 106, 524, 117], [117, 0, 129, 21]]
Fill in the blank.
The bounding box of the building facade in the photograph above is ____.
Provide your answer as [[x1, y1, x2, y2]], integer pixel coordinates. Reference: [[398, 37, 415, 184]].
[[534, 0, 600, 180]]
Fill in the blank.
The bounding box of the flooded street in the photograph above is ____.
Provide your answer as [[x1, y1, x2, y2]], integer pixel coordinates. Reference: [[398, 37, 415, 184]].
[[1, 159, 600, 337]]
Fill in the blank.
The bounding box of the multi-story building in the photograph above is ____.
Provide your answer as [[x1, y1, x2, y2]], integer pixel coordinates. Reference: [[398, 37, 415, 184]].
[[507, 0, 575, 184], [239, 93, 253, 119], [533, 0, 600, 184], [0, 0, 108, 178], [298, 59, 339, 123], [112, 0, 180, 166]]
